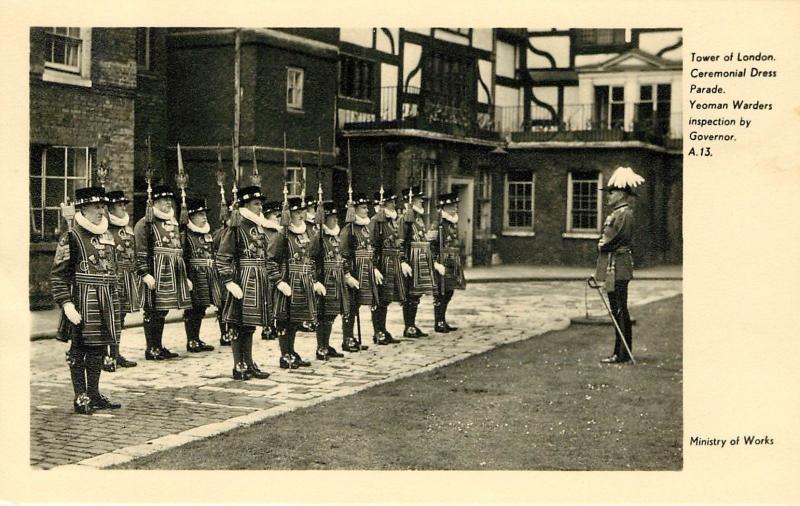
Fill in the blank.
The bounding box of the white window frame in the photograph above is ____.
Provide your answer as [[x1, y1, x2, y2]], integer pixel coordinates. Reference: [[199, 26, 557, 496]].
[[420, 159, 438, 217], [286, 167, 302, 197], [42, 27, 92, 87], [30, 146, 94, 241], [563, 171, 602, 239], [287, 67, 305, 111], [476, 167, 492, 234], [502, 171, 535, 236]]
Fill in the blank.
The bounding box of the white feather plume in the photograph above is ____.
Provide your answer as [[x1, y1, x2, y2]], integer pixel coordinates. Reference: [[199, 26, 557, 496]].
[[608, 166, 645, 189]]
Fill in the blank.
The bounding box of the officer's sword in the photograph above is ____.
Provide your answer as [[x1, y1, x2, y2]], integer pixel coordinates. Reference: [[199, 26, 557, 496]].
[[587, 276, 636, 364]]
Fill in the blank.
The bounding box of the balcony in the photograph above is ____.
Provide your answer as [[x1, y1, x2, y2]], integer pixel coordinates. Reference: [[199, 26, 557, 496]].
[[338, 87, 502, 141], [338, 88, 682, 150], [496, 102, 682, 150]]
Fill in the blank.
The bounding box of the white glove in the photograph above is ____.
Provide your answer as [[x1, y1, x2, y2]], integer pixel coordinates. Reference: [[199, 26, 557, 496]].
[[63, 302, 82, 326], [344, 274, 360, 289], [313, 281, 327, 296], [186, 279, 193, 291], [425, 230, 438, 241], [434, 262, 446, 276], [225, 281, 243, 300], [374, 268, 384, 285], [142, 274, 156, 290], [400, 262, 413, 277], [277, 281, 292, 297]]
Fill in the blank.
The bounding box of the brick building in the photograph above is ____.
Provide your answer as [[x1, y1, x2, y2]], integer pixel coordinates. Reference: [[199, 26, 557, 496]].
[[29, 27, 682, 308], [337, 28, 682, 268]]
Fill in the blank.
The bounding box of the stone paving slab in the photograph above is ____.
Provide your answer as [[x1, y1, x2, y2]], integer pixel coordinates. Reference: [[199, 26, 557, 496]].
[[29, 280, 682, 469]]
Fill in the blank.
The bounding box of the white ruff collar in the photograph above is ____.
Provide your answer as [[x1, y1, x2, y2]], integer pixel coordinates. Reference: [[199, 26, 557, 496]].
[[383, 207, 397, 220], [442, 210, 459, 224], [323, 223, 340, 236], [153, 207, 176, 222], [108, 212, 129, 227], [75, 212, 108, 235], [288, 221, 307, 235], [263, 217, 282, 232], [187, 220, 210, 234], [412, 204, 425, 215], [239, 207, 269, 227], [354, 215, 370, 226]]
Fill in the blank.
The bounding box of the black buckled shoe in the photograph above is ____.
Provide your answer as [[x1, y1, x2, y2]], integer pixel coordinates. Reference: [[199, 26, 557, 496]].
[[316, 348, 329, 361], [292, 352, 311, 367], [91, 394, 122, 410], [342, 339, 360, 352], [159, 347, 179, 359], [102, 356, 117, 373], [248, 362, 271, 379], [434, 321, 449, 334], [187, 339, 215, 353], [116, 355, 138, 368], [233, 362, 252, 380], [280, 354, 300, 370], [403, 326, 423, 338], [444, 322, 458, 332], [73, 394, 94, 415], [376, 332, 391, 345], [326, 346, 345, 358], [145, 347, 165, 361]]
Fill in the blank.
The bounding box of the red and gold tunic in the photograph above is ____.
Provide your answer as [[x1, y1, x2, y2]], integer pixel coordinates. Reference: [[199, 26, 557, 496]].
[[109, 219, 142, 313], [401, 209, 435, 296], [184, 227, 223, 308], [51, 221, 121, 346], [316, 226, 351, 318], [267, 223, 321, 323], [430, 217, 467, 293], [134, 215, 192, 310], [216, 216, 272, 327], [369, 212, 407, 303], [339, 220, 380, 306]]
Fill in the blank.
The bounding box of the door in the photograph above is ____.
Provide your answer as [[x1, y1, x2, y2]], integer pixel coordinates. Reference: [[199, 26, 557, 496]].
[[449, 178, 474, 268]]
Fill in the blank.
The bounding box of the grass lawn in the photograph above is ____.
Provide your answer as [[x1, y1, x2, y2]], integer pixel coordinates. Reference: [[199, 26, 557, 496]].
[[116, 295, 682, 470]]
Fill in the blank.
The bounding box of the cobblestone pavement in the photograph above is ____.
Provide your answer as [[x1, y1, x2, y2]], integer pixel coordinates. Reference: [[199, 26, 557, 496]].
[[30, 280, 681, 469]]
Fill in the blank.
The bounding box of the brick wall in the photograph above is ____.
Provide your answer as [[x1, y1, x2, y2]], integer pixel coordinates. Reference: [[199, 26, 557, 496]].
[[29, 27, 138, 308], [493, 147, 682, 267]]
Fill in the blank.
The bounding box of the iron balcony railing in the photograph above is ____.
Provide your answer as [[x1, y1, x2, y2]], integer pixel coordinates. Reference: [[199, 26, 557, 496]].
[[338, 88, 682, 149]]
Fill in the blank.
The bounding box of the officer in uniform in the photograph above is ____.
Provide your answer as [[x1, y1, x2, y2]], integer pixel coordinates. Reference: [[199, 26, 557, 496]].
[[182, 197, 219, 354], [267, 197, 327, 368], [430, 192, 467, 333], [314, 201, 351, 360], [339, 193, 383, 352], [105, 190, 139, 369], [216, 186, 272, 380], [259, 201, 283, 341], [134, 185, 192, 360], [400, 186, 435, 338], [51, 186, 122, 414], [597, 167, 642, 364], [369, 189, 412, 344]]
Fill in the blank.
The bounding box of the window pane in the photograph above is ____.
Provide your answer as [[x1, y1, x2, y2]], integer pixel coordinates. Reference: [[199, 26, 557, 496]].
[[45, 147, 65, 177], [30, 207, 43, 238], [44, 209, 62, 241], [45, 177, 66, 207], [30, 177, 43, 209], [612, 87, 624, 102], [67, 147, 88, 177], [640, 85, 652, 101]]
